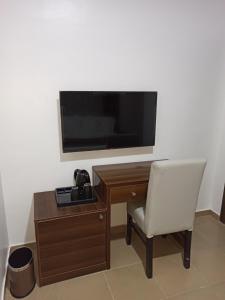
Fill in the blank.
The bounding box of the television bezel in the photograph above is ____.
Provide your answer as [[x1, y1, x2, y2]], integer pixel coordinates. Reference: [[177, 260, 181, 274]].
[[59, 91, 157, 153]]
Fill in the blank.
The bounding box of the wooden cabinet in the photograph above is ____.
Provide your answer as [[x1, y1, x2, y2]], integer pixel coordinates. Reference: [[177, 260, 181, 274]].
[[34, 192, 107, 286]]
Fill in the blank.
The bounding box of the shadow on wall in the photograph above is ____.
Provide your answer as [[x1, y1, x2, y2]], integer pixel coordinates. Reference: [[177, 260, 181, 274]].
[[0, 173, 9, 299], [60, 146, 154, 161], [24, 198, 35, 244]]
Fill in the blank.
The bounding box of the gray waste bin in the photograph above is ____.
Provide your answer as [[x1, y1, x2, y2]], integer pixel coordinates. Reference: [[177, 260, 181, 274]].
[[8, 247, 35, 298]]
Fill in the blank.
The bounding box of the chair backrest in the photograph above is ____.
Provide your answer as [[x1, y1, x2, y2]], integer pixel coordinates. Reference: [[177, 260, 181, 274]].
[[144, 159, 206, 237]]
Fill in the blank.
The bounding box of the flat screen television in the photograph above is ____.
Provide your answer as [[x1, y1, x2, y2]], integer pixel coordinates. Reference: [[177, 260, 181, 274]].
[[60, 91, 157, 153]]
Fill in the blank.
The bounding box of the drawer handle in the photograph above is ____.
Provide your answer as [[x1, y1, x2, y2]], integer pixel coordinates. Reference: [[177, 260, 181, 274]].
[[99, 213, 104, 220], [131, 192, 137, 197]]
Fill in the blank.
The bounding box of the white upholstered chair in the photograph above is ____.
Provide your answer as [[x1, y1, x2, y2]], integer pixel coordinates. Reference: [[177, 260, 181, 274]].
[[126, 159, 206, 278]]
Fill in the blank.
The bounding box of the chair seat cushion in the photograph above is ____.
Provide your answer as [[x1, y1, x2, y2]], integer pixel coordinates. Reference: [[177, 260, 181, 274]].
[[127, 200, 146, 234]]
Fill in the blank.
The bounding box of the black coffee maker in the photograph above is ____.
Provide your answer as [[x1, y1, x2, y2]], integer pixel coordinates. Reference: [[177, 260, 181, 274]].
[[71, 169, 92, 200], [74, 169, 90, 187]]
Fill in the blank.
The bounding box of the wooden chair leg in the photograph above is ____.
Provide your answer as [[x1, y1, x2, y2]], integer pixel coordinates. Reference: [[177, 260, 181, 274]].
[[183, 230, 192, 269], [146, 237, 153, 278], [126, 213, 132, 245]]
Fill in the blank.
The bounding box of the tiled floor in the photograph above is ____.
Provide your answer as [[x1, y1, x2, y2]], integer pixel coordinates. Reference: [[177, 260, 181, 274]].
[[5, 214, 225, 300]]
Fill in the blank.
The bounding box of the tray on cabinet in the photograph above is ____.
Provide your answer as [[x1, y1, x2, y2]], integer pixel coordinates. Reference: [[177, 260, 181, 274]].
[[55, 186, 97, 207]]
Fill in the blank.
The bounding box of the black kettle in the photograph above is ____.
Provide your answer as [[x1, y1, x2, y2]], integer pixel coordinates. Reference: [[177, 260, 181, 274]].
[[74, 169, 90, 188]]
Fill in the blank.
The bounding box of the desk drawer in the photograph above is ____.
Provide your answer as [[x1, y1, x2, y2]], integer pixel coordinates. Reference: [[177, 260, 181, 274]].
[[110, 183, 147, 204]]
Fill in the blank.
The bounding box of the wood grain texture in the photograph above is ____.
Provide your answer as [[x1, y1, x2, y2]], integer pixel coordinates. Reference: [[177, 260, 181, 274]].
[[39, 263, 106, 286], [40, 245, 106, 277], [93, 161, 153, 186], [110, 183, 147, 204], [34, 191, 106, 221], [37, 212, 106, 245], [34, 193, 107, 286]]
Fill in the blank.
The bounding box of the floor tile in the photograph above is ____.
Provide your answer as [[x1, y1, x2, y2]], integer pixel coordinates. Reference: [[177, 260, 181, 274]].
[[105, 263, 165, 300], [194, 216, 225, 248], [5, 282, 61, 300], [192, 247, 225, 285], [191, 230, 212, 252], [5, 272, 113, 300], [110, 238, 141, 269], [211, 282, 225, 300], [5, 214, 225, 300], [56, 272, 113, 300], [153, 255, 208, 297], [167, 286, 221, 300]]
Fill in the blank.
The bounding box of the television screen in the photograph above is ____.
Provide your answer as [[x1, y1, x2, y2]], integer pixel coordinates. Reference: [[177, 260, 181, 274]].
[[60, 91, 157, 153]]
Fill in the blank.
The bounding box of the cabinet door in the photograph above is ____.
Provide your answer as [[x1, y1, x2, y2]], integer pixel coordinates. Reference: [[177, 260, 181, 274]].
[[36, 211, 106, 278]]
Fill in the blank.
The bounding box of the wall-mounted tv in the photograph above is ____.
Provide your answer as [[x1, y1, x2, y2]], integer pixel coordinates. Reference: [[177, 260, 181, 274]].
[[60, 91, 157, 153]]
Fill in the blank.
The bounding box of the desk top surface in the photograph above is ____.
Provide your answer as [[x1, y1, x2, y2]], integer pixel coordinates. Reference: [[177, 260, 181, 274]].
[[34, 161, 157, 221], [92, 160, 154, 186], [34, 191, 106, 221]]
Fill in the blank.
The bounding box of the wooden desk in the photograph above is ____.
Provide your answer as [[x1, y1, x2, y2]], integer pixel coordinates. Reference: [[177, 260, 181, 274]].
[[92, 161, 154, 268], [34, 161, 153, 285]]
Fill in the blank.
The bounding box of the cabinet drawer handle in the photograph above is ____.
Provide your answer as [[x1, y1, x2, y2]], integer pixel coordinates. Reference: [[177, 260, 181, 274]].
[[99, 213, 104, 220], [131, 192, 137, 197]]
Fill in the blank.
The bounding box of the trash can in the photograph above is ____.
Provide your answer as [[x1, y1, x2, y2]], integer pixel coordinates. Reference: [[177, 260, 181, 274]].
[[8, 247, 35, 298]]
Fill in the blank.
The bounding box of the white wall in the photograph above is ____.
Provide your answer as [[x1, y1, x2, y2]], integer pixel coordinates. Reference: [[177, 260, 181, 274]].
[[0, 0, 225, 245], [210, 52, 225, 214], [0, 174, 9, 300], [212, 117, 225, 214]]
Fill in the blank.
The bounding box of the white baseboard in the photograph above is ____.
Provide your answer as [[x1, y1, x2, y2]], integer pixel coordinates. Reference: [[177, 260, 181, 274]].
[[195, 208, 220, 220], [196, 208, 210, 213], [1, 247, 10, 300], [9, 240, 36, 249]]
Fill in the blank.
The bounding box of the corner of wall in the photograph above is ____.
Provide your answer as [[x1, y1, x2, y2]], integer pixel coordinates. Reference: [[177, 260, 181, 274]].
[[0, 173, 9, 300]]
